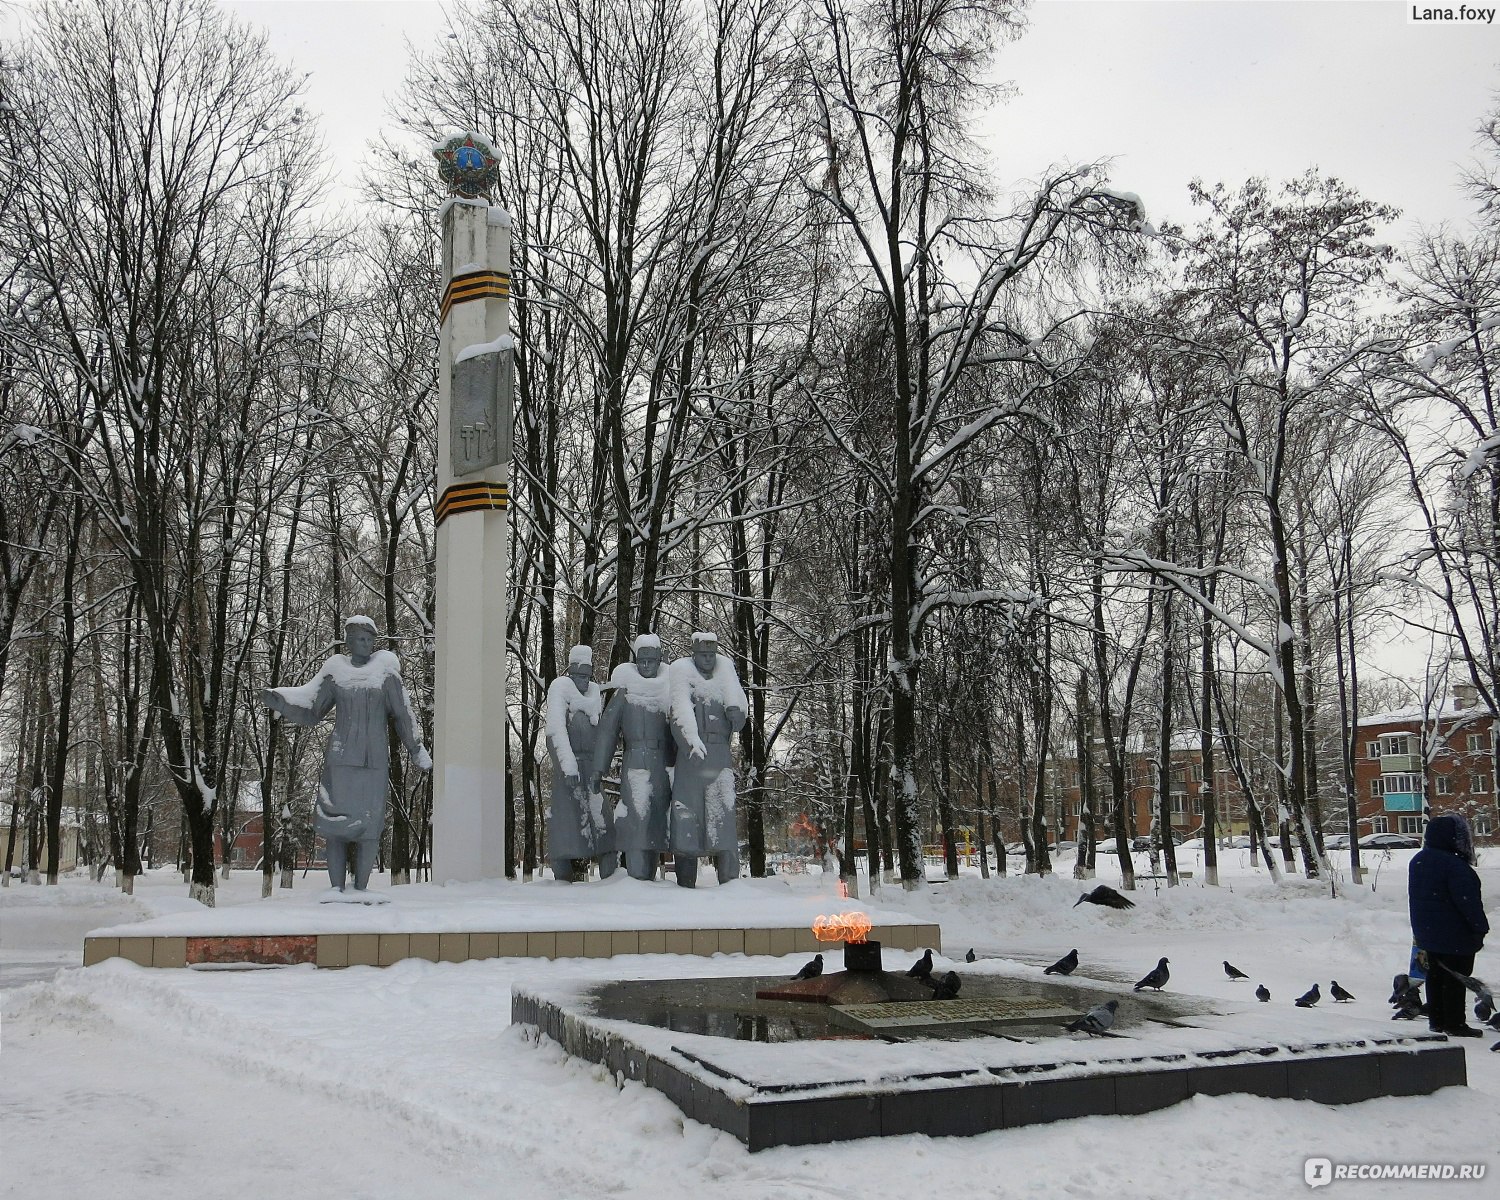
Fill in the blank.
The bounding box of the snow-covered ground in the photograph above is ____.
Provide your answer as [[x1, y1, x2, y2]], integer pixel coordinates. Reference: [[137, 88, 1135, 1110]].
[[2, 849, 1496, 1200]]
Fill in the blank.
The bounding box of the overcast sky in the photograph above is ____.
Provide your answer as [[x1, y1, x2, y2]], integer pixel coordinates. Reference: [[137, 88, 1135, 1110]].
[[220, 0, 1498, 238]]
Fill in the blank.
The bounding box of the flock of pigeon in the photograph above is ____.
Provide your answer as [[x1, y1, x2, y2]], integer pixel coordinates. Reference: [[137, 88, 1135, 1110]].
[[1069, 883, 1500, 1048], [786, 882, 1500, 1049]]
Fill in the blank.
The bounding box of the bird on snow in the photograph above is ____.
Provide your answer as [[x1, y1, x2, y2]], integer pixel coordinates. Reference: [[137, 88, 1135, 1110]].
[[1388, 973, 1412, 1007], [792, 953, 823, 981], [1255, 984, 1271, 1003], [928, 971, 962, 1001], [1044, 949, 1079, 976], [1074, 884, 1135, 910], [1438, 963, 1495, 1020], [906, 949, 934, 980], [1066, 999, 1119, 1036], [1295, 984, 1321, 1008], [1392, 987, 1426, 1021], [1330, 981, 1356, 1003], [965, 948, 977, 963], [1481, 1008, 1500, 1032], [1133, 957, 1170, 992], [1224, 960, 1250, 981]]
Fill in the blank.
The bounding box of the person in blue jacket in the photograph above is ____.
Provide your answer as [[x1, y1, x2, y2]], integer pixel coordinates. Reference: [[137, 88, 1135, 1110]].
[[1408, 813, 1489, 1036]]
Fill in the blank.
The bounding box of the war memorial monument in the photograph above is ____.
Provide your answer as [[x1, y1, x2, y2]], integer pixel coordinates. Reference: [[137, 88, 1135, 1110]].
[[77, 133, 1465, 1149]]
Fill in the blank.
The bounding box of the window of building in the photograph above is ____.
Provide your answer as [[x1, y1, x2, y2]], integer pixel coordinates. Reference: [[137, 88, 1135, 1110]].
[[1471, 774, 1491, 794], [1170, 792, 1188, 815], [1398, 816, 1424, 835], [1367, 741, 1382, 760], [1382, 735, 1411, 756], [1468, 733, 1487, 753], [1474, 813, 1493, 837], [1369, 777, 1385, 797], [1371, 816, 1389, 834], [1436, 775, 1454, 795], [1382, 773, 1421, 795]]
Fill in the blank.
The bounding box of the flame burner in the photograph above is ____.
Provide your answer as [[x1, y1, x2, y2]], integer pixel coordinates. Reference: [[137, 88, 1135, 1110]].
[[842, 939, 882, 973], [812, 912, 872, 944]]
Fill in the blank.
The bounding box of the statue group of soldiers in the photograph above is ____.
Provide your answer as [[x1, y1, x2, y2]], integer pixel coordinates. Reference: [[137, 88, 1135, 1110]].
[[263, 618, 745, 897], [546, 631, 747, 887]]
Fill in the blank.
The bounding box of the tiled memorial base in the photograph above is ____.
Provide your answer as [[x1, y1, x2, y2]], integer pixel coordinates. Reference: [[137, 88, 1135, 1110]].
[[82, 922, 942, 970], [513, 985, 1468, 1151]]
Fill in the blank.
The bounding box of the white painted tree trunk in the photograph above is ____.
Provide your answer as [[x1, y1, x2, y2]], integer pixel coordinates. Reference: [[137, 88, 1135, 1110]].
[[279, 867, 293, 889], [188, 881, 215, 906]]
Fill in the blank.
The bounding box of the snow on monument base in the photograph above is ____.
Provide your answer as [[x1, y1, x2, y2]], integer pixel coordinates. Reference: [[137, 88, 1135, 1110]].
[[514, 967, 1469, 1150]]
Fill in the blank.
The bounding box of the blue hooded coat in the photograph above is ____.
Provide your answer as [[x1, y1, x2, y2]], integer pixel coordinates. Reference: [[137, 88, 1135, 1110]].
[[1408, 814, 1488, 956]]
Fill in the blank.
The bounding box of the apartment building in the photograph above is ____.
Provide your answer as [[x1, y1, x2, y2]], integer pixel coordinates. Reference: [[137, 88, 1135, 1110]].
[[1353, 686, 1497, 842]]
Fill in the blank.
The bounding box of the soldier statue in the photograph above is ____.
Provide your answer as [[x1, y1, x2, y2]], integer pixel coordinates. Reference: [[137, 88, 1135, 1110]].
[[591, 634, 674, 881], [544, 645, 615, 881], [261, 617, 430, 901], [667, 632, 747, 887]]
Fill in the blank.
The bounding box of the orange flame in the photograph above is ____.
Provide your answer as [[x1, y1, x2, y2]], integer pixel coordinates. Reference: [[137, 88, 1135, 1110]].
[[812, 912, 873, 944]]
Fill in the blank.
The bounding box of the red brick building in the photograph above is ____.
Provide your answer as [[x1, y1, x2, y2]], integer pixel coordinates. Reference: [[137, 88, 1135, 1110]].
[[1048, 734, 1249, 844], [1353, 688, 1497, 842]]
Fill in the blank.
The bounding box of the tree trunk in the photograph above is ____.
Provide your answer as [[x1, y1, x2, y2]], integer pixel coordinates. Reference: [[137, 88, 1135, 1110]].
[[1157, 591, 1180, 887]]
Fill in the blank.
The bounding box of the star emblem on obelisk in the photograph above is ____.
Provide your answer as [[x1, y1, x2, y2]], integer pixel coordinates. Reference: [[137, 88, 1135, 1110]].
[[433, 132, 499, 201]]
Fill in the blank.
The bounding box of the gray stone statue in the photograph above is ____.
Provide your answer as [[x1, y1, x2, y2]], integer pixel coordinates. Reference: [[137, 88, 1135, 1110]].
[[667, 631, 747, 887], [591, 633, 674, 881], [545, 645, 616, 882], [261, 616, 430, 902]]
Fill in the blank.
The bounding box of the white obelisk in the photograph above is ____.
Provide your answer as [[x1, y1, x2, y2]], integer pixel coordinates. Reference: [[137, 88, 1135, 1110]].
[[432, 136, 512, 882]]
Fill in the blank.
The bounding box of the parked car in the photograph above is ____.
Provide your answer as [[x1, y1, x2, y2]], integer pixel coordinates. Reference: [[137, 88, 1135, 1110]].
[[1053, 840, 1078, 854], [1004, 842, 1027, 856], [1359, 832, 1422, 850], [1323, 834, 1351, 851]]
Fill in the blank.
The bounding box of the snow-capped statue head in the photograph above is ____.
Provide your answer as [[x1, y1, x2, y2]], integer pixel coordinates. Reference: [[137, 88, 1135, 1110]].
[[691, 631, 718, 677], [566, 644, 594, 691], [632, 632, 662, 678], [344, 616, 379, 663]]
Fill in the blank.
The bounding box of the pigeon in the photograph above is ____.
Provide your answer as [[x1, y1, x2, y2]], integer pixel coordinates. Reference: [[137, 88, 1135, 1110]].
[[1256, 984, 1271, 1003], [1074, 884, 1135, 910], [1295, 984, 1321, 1008], [965, 948, 977, 963], [792, 953, 823, 981], [928, 971, 962, 1000], [1481, 1009, 1500, 1032], [905, 949, 934, 980], [1439, 963, 1495, 1018], [1388, 973, 1411, 1006], [1392, 988, 1426, 1020], [1044, 949, 1079, 976], [1224, 961, 1249, 981], [1133, 957, 1170, 992], [1066, 999, 1119, 1036], [1330, 981, 1356, 1003]]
